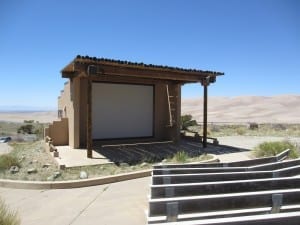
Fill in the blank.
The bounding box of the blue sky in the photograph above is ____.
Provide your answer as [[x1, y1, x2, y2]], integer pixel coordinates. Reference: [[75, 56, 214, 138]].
[[0, 0, 299, 109]]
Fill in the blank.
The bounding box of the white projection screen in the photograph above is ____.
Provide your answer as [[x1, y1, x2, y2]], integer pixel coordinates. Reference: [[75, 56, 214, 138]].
[[92, 83, 154, 139]]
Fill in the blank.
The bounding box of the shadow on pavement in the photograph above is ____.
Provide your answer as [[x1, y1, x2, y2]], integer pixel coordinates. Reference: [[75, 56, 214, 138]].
[[93, 139, 250, 165]]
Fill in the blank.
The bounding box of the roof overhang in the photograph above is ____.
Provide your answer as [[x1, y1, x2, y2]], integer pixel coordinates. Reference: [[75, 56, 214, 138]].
[[61, 55, 224, 84]]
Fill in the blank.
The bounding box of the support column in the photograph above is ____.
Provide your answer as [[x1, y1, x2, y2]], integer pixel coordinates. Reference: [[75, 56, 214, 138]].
[[175, 83, 181, 143], [203, 84, 208, 148], [201, 77, 210, 148], [87, 78, 93, 158]]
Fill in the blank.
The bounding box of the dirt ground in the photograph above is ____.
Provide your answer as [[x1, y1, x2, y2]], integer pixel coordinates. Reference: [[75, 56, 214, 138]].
[[0, 143, 12, 155]]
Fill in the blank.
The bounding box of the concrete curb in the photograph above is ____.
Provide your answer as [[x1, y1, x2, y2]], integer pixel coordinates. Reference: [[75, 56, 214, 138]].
[[155, 154, 219, 166], [0, 155, 219, 190], [0, 169, 152, 190]]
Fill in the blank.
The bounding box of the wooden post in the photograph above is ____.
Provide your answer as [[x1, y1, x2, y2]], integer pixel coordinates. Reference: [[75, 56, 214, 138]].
[[87, 78, 93, 158], [203, 84, 208, 148], [201, 77, 210, 148]]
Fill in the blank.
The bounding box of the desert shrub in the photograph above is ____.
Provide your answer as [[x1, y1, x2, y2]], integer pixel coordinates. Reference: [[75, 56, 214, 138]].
[[272, 124, 287, 131], [181, 115, 197, 130], [23, 120, 34, 123], [254, 141, 299, 159], [210, 124, 220, 133], [173, 151, 189, 163], [17, 124, 34, 134], [33, 123, 45, 139], [0, 198, 20, 225], [236, 127, 246, 135], [0, 154, 20, 170], [248, 122, 259, 130]]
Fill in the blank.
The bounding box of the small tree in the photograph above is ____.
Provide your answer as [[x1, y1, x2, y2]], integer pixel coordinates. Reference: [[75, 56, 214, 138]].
[[17, 124, 34, 134], [181, 114, 197, 130]]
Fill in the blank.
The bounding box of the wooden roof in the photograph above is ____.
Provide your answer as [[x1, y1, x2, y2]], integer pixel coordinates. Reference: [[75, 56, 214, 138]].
[[61, 55, 224, 83]]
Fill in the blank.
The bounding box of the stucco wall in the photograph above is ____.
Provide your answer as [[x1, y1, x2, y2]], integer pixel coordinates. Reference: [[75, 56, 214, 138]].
[[78, 78, 181, 146], [58, 80, 78, 148], [57, 77, 181, 148], [47, 118, 69, 146]]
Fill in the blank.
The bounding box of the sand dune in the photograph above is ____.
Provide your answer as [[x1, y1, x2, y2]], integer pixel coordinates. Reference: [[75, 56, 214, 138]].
[[0, 95, 299, 124], [182, 95, 300, 123]]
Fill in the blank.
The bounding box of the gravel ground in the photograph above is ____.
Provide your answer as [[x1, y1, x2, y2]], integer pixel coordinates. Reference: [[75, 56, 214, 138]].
[[0, 141, 59, 181]]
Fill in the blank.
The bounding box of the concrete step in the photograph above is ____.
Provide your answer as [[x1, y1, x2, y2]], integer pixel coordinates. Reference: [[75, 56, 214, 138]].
[[153, 167, 246, 175], [153, 149, 291, 170], [149, 211, 300, 225], [149, 188, 300, 217], [249, 159, 300, 171], [154, 157, 277, 169], [151, 177, 300, 198], [153, 158, 300, 175], [152, 171, 273, 185], [148, 204, 300, 223], [152, 165, 300, 185], [154, 162, 224, 169]]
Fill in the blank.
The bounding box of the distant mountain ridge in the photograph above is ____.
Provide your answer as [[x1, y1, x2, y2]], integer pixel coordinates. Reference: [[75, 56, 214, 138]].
[[0, 105, 56, 112], [182, 95, 300, 123]]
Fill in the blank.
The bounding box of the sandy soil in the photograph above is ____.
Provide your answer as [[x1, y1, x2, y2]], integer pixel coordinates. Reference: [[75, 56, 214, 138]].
[[0, 111, 57, 123], [182, 95, 300, 123]]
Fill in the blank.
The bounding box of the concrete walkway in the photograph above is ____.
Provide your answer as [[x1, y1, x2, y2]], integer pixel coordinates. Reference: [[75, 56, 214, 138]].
[[54, 146, 112, 168], [0, 177, 151, 225], [0, 152, 252, 225], [0, 151, 249, 225], [217, 151, 252, 163], [1, 136, 299, 224]]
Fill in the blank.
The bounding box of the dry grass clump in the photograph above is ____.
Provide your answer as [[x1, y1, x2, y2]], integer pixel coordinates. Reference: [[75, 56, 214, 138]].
[[0, 154, 19, 170], [165, 151, 213, 164], [253, 141, 299, 159], [0, 198, 20, 225], [173, 151, 189, 163], [0, 141, 59, 181]]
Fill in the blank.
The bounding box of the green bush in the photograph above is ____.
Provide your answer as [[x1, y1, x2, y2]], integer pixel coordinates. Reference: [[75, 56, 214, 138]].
[[23, 120, 34, 124], [0, 198, 20, 225], [181, 115, 197, 130], [0, 154, 20, 170], [254, 141, 299, 159], [17, 124, 34, 134]]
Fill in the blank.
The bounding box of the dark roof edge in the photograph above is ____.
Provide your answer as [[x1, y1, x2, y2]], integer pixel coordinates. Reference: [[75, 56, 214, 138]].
[[73, 55, 224, 76]]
